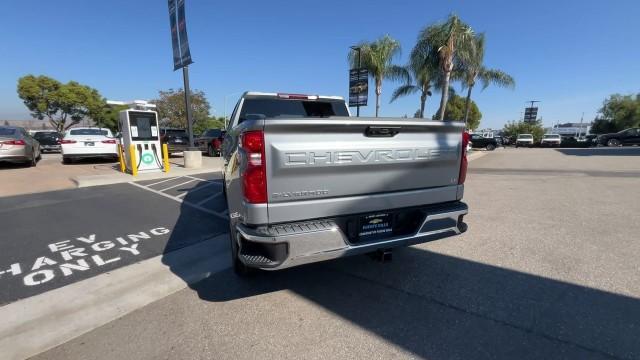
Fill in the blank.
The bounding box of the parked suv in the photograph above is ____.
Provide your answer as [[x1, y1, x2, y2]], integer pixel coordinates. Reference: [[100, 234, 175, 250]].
[[540, 134, 562, 147], [515, 134, 534, 148], [196, 128, 226, 156], [470, 134, 498, 151], [160, 128, 190, 154], [33, 131, 62, 153]]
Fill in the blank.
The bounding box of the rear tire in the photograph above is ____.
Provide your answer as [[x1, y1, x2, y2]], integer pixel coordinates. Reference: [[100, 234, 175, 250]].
[[607, 138, 621, 147], [29, 153, 37, 167], [486, 144, 496, 151], [62, 156, 72, 164]]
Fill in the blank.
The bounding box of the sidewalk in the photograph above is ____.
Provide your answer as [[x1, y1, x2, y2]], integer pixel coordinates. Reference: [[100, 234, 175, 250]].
[[73, 156, 223, 188], [0, 154, 223, 197]]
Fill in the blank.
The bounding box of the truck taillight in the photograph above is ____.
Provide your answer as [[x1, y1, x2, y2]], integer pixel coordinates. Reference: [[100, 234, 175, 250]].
[[458, 131, 470, 185], [240, 130, 267, 204]]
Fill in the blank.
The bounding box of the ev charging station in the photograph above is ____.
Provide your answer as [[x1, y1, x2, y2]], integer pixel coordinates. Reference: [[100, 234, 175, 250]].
[[108, 100, 167, 174]]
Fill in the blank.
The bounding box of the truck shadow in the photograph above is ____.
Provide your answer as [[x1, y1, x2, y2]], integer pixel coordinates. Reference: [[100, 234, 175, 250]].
[[187, 246, 639, 359], [555, 147, 640, 156]]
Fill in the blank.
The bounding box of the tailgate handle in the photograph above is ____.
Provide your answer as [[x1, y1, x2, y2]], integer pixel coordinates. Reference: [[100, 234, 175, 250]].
[[365, 126, 400, 137]]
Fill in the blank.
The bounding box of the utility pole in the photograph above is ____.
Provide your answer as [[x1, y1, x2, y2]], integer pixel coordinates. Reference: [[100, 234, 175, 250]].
[[578, 112, 584, 138], [182, 65, 195, 149], [350, 46, 362, 117]]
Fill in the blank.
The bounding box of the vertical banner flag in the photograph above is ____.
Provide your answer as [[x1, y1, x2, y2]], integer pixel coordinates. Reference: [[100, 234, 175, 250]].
[[349, 68, 368, 107], [168, 0, 193, 70]]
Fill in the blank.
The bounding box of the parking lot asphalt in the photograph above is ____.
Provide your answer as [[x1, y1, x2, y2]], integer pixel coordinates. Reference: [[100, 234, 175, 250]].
[[33, 147, 640, 360], [0, 173, 228, 305]]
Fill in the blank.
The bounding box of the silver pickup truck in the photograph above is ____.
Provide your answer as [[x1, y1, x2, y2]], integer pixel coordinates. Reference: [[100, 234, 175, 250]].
[[222, 92, 469, 274]]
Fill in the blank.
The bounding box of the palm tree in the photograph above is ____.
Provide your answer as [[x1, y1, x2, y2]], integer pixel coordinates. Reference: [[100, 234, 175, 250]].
[[390, 44, 440, 118], [415, 14, 475, 121], [349, 35, 405, 117], [458, 33, 515, 125]]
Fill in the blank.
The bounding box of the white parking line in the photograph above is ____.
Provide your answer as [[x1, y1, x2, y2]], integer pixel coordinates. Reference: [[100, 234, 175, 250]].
[[159, 179, 197, 192], [197, 191, 223, 206], [175, 181, 219, 198], [128, 182, 228, 221], [184, 175, 220, 184], [145, 177, 184, 187]]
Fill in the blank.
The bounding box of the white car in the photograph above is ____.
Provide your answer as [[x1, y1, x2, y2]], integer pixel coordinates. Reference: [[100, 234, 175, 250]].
[[515, 134, 534, 148], [60, 128, 118, 164], [540, 134, 562, 147]]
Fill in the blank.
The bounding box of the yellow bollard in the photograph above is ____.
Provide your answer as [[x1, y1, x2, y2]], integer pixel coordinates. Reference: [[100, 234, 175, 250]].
[[118, 144, 126, 173], [129, 144, 138, 176], [162, 143, 170, 173]]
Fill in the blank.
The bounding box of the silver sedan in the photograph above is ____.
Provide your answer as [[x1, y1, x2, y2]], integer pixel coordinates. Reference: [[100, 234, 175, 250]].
[[0, 126, 41, 167]]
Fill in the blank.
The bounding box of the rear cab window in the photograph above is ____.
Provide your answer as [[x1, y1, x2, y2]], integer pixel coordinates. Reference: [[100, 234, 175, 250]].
[[238, 98, 349, 123]]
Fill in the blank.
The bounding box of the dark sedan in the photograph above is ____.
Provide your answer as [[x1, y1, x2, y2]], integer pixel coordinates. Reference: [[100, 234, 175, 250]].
[[596, 128, 640, 147], [0, 126, 41, 166]]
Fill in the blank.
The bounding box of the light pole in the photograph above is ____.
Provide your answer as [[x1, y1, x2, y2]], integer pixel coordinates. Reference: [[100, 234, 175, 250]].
[[224, 92, 243, 129], [350, 45, 362, 117]]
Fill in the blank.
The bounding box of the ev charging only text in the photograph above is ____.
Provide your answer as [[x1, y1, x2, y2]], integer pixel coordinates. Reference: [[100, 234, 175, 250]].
[[0, 227, 171, 287]]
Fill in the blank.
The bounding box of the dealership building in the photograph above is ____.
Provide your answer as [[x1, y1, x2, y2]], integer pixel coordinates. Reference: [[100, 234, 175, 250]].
[[545, 122, 591, 137]]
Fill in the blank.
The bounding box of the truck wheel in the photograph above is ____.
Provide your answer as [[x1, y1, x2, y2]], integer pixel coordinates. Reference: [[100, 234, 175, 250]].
[[486, 144, 496, 151], [207, 145, 215, 157], [607, 138, 620, 147], [230, 230, 255, 276], [63, 156, 72, 164]]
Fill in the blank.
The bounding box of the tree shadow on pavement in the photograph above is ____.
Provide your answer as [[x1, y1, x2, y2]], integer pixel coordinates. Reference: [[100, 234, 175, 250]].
[[555, 147, 640, 156], [185, 246, 639, 359]]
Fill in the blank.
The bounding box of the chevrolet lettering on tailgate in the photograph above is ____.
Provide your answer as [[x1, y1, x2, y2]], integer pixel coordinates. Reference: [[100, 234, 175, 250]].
[[282, 147, 458, 167]]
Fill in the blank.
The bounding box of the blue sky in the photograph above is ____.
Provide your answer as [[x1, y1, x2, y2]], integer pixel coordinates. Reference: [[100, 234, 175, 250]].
[[1, 0, 639, 129]]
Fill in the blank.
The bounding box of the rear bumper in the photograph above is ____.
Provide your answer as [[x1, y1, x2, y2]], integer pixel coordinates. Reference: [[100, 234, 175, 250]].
[[0, 154, 30, 163], [167, 143, 190, 152], [62, 145, 118, 158], [40, 144, 61, 151], [235, 201, 468, 270]]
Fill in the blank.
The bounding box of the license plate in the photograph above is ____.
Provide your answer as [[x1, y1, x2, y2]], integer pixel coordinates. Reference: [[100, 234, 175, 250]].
[[358, 213, 394, 241], [85, 142, 94, 146], [175, 139, 182, 143]]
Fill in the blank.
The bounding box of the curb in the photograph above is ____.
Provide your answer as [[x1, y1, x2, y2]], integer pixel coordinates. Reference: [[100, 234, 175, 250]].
[[0, 234, 230, 360], [72, 167, 221, 188]]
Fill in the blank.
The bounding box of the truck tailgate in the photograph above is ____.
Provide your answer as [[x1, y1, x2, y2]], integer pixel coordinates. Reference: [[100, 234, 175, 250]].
[[264, 118, 464, 223]]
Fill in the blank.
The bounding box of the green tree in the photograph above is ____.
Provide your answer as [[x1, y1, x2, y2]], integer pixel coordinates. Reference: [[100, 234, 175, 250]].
[[415, 14, 475, 120], [349, 35, 405, 117], [596, 94, 640, 132], [590, 117, 618, 134], [433, 92, 482, 130], [194, 116, 226, 135], [153, 88, 211, 130], [91, 104, 129, 133], [457, 33, 514, 125], [390, 41, 440, 118], [503, 120, 545, 142], [17, 75, 106, 133]]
